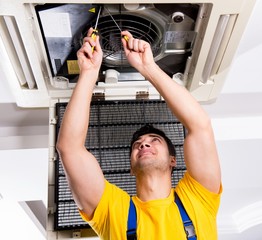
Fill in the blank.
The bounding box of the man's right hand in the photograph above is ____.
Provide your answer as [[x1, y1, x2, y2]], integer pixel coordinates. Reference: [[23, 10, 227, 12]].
[[77, 28, 103, 73]]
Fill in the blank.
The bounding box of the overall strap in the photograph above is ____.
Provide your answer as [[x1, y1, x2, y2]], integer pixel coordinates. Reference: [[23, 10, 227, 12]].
[[126, 194, 197, 240], [175, 193, 197, 239], [127, 198, 137, 240]]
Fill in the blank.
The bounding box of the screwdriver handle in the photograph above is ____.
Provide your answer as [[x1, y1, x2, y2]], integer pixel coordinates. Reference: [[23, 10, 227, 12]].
[[123, 35, 129, 42], [91, 29, 98, 52]]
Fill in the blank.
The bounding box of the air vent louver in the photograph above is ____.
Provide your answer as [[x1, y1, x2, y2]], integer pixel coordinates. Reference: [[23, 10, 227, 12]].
[[54, 100, 186, 230]]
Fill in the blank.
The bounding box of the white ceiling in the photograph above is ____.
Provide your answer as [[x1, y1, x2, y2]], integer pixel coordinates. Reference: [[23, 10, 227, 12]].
[[0, 0, 262, 239]]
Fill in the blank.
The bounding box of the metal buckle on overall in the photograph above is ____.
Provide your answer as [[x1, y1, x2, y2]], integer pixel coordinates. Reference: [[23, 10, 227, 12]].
[[185, 224, 196, 239]]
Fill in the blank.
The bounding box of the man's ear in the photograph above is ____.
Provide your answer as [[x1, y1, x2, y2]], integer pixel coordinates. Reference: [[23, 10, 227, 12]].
[[130, 161, 135, 176], [130, 167, 134, 176], [170, 156, 176, 168]]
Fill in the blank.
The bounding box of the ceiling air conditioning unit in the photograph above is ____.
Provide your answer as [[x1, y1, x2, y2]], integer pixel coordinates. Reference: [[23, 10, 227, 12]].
[[0, 1, 257, 239], [0, 0, 256, 107]]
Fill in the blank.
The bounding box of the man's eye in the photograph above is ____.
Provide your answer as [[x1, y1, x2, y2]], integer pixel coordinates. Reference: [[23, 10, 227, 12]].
[[152, 137, 160, 142]]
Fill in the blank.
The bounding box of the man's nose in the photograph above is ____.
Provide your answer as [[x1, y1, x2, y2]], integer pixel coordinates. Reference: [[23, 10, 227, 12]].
[[139, 142, 151, 149]]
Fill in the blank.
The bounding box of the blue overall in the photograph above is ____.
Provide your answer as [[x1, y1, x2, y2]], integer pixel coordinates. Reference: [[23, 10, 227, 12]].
[[126, 193, 197, 240]]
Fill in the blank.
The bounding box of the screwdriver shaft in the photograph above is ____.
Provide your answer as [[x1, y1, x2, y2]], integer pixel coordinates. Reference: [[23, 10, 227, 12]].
[[104, 7, 129, 42], [91, 6, 101, 52]]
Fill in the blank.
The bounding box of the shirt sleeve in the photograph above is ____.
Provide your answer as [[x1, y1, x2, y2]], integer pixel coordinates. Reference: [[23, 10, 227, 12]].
[[79, 179, 130, 238], [175, 172, 222, 239], [176, 172, 223, 217]]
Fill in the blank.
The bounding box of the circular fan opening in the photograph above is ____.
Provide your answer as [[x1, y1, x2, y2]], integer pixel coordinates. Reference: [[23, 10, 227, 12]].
[[92, 14, 163, 66]]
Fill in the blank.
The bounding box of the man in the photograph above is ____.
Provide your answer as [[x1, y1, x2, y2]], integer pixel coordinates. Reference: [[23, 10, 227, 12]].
[[56, 28, 222, 239]]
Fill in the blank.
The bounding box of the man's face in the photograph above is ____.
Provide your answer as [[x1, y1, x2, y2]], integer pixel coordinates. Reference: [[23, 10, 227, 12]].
[[130, 133, 175, 175]]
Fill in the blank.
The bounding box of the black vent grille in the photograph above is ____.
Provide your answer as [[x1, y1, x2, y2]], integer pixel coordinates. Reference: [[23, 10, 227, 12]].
[[55, 100, 186, 230]]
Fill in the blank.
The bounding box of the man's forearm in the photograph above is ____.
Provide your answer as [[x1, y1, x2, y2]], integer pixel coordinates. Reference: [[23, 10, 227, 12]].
[[143, 63, 210, 132], [57, 70, 99, 150]]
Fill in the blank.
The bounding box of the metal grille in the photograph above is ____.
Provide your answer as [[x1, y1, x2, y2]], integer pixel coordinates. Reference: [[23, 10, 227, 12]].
[[89, 14, 162, 66], [55, 100, 186, 230]]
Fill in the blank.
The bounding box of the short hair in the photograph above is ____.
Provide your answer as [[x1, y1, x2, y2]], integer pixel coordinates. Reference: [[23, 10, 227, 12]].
[[130, 124, 176, 157]]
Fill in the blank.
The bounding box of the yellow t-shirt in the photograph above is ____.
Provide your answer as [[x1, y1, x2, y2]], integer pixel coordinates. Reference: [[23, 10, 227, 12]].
[[80, 172, 222, 240]]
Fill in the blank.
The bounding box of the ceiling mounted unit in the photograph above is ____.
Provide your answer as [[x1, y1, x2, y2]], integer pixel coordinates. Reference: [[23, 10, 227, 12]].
[[0, 0, 256, 107]]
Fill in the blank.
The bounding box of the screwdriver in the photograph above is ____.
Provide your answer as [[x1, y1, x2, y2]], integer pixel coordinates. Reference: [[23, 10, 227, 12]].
[[91, 6, 102, 52], [104, 7, 129, 42]]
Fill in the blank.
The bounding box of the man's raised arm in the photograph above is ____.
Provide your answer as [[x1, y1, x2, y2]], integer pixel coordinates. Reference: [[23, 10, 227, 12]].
[[122, 31, 221, 193], [56, 28, 105, 218]]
